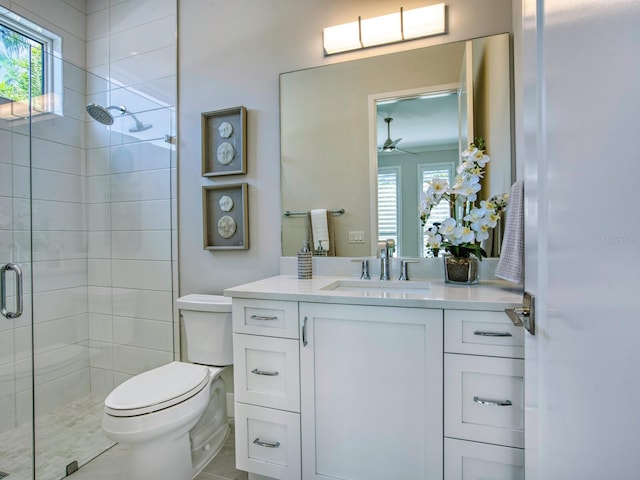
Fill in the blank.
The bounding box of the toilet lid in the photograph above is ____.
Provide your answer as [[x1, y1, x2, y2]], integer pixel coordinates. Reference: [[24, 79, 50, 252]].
[[104, 361, 209, 417]]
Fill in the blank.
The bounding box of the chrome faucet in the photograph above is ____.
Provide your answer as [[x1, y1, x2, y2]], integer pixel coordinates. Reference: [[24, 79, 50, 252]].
[[399, 260, 419, 281], [351, 259, 371, 280], [379, 240, 392, 281]]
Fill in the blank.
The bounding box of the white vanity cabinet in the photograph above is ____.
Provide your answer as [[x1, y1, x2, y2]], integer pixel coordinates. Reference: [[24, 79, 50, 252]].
[[233, 299, 302, 480], [227, 275, 524, 480], [299, 302, 443, 480], [443, 309, 525, 480]]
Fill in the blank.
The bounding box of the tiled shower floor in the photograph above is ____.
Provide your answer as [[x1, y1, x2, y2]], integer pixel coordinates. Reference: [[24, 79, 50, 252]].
[[0, 393, 113, 480], [1, 394, 246, 480]]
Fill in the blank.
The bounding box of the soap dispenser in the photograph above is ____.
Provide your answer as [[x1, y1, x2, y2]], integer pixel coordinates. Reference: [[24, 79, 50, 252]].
[[297, 241, 312, 279]]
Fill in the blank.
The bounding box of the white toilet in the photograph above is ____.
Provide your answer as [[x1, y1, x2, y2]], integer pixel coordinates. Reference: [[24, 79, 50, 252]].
[[102, 294, 233, 480]]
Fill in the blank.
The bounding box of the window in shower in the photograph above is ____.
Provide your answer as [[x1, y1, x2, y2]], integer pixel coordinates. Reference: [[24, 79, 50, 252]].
[[0, 7, 62, 117]]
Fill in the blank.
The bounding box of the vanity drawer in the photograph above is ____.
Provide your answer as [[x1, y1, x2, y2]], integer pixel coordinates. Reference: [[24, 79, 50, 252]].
[[233, 298, 299, 338], [445, 310, 524, 359], [444, 438, 524, 480], [445, 353, 524, 448], [233, 333, 300, 412], [235, 402, 301, 480]]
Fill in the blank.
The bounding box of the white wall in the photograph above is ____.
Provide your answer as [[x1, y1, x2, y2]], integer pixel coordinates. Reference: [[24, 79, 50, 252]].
[[178, 0, 513, 295]]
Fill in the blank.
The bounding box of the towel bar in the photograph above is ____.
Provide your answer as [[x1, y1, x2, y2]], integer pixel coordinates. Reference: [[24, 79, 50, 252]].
[[283, 209, 345, 217]]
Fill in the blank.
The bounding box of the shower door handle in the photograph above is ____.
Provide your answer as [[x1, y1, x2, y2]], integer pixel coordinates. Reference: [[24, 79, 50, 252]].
[[1, 263, 23, 319]]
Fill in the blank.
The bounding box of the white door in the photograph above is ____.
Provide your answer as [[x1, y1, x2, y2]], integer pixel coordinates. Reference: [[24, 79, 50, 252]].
[[521, 0, 640, 478]]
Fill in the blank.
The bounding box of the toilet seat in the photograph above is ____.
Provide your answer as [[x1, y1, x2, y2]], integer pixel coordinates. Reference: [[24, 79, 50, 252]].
[[105, 361, 210, 417]]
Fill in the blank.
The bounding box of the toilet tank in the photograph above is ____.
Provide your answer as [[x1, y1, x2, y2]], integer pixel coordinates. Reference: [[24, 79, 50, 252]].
[[176, 294, 233, 366]]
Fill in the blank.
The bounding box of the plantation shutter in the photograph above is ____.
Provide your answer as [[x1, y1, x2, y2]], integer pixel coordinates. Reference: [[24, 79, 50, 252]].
[[377, 167, 399, 248], [420, 163, 455, 256]]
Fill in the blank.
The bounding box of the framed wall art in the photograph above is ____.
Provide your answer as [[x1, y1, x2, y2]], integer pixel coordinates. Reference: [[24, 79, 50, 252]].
[[203, 183, 249, 250], [202, 106, 247, 176]]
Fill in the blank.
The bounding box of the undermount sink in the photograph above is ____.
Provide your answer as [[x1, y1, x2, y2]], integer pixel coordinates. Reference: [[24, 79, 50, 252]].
[[320, 279, 431, 297]]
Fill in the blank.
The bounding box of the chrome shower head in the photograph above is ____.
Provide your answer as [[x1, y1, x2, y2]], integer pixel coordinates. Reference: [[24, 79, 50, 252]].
[[86, 103, 126, 125]]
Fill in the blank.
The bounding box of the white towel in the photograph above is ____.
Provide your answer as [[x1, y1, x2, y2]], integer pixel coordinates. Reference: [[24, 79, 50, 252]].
[[310, 209, 330, 252], [495, 180, 524, 284]]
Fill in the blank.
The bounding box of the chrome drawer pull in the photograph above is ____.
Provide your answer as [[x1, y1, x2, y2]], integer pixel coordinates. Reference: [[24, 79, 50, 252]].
[[253, 437, 281, 448], [473, 395, 512, 407], [302, 316, 308, 346], [250, 314, 279, 321], [473, 330, 513, 337], [251, 368, 280, 376]]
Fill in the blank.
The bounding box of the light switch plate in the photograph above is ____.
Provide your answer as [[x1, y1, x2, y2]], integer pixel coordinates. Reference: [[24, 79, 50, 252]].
[[348, 231, 365, 243]]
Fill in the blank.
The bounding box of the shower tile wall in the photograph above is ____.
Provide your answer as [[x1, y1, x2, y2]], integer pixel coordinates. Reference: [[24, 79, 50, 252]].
[[86, 0, 178, 397], [1, 0, 177, 439]]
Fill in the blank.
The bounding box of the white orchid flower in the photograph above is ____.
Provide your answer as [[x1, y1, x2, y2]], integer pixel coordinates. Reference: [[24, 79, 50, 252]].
[[419, 190, 435, 213], [465, 175, 480, 185], [438, 217, 457, 236], [461, 146, 478, 158], [465, 173, 482, 185], [474, 223, 491, 241], [453, 225, 476, 243], [468, 165, 483, 177], [464, 207, 487, 224], [486, 211, 501, 228], [429, 177, 449, 196], [457, 160, 472, 174], [427, 225, 439, 236], [426, 233, 442, 249], [458, 182, 482, 201], [480, 199, 496, 211], [473, 150, 490, 167]]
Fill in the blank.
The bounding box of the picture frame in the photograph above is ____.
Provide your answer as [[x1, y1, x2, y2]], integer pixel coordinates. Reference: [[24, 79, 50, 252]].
[[203, 183, 249, 250], [201, 106, 247, 177]]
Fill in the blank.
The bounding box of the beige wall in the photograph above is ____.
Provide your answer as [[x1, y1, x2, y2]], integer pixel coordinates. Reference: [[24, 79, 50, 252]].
[[178, 0, 513, 295], [471, 34, 513, 199]]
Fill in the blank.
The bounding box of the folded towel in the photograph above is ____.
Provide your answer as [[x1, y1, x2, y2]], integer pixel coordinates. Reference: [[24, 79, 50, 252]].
[[495, 180, 524, 284], [310, 209, 330, 252]]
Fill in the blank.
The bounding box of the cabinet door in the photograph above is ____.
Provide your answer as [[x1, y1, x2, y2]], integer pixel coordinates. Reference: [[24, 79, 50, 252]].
[[300, 302, 443, 480], [232, 298, 299, 338], [235, 402, 301, 480], [445, 354, 524, 448], [444, 438, 524, 480], [444, 310, 524, 358], [233, 333, 300, 412]]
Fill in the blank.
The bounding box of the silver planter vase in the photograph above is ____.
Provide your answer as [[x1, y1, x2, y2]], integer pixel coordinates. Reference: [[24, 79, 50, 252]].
[[443, 254, 480, 285]]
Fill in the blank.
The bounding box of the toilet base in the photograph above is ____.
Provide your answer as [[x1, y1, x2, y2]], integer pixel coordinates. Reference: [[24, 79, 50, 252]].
[[126, 430, 193, 480], [191, 420, 231, 478]]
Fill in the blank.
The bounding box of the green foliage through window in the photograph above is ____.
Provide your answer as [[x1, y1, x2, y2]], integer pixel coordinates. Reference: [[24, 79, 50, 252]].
[[0, 24, 44, 102]]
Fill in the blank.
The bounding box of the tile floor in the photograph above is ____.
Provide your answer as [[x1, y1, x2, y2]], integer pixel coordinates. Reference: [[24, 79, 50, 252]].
[[0, 393, 113, 480], [68, 420, 247, 480], [1, 393, 246, 480]]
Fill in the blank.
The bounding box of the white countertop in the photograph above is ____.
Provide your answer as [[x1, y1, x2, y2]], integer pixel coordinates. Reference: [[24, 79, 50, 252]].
[[224, 274, 523, 310]]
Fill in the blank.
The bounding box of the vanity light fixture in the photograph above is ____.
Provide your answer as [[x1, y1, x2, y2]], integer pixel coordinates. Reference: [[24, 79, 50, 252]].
[[323, 3, 446, 55]]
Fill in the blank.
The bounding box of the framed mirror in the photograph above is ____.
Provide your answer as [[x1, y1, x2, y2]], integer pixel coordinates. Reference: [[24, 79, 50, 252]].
[[281, 33, 513, 258]]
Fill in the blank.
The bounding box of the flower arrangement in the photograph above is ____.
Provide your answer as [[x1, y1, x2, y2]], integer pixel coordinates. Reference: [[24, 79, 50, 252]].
[[419, 138, 509, 261]]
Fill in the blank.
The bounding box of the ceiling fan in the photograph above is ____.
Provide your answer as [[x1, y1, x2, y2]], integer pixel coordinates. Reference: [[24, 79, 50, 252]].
[[379, 117, 416, 154]]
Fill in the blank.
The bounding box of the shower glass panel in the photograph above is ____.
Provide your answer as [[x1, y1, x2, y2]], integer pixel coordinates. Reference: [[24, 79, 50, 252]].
[[0, 24, 35, 480], [0, 43, 176, 480]]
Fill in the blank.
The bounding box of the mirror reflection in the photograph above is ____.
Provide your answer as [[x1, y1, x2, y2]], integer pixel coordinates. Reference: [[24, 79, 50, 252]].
[[281, 33, 513, 258]]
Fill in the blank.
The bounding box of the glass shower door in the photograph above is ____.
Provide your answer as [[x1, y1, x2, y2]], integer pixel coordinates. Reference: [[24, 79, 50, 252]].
[[0, 35, 35, 478]]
